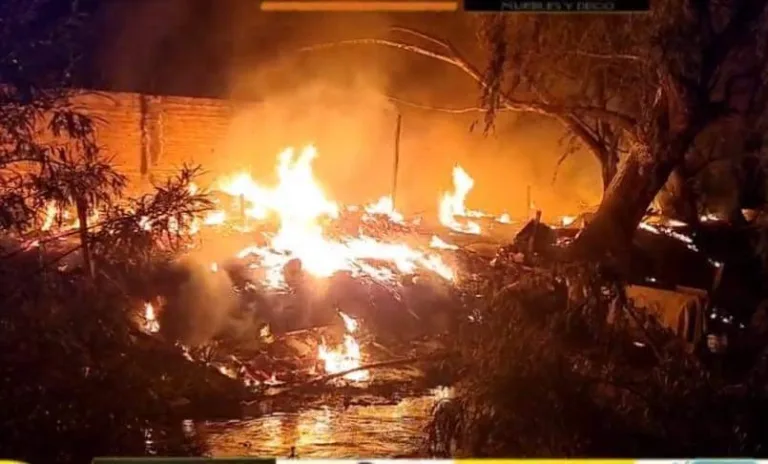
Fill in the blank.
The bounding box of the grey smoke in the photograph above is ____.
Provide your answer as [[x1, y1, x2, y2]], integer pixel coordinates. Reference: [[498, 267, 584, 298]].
[[160, 258, 241, 346]]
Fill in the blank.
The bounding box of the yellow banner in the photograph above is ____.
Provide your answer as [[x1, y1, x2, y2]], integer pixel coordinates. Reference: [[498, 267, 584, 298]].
[[460, 461, 636, 464]]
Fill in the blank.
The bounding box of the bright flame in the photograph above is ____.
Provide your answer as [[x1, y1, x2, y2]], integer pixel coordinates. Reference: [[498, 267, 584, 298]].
[[560, 216, 576, 227], [639, 221, 699, 252], [41, 202, 57, 231], [203, 210, 226, 225], [339, 311, 358, 333], [217, 172, 272, 220], [318, 312, 369, 382], [363, 196, 404, 224], [223, 146, 454, 288], [430, 235, 458, 250], [143, 302, 160, 333], [497, 213, 511, 224], [439, 165, 481, 235]]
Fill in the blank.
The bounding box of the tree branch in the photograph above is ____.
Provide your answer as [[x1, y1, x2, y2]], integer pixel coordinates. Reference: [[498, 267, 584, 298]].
[[299, 34, 639, 133], [528, 49, 646, 63], [390, 26, 454, 52], [385, 95, 492, 114]]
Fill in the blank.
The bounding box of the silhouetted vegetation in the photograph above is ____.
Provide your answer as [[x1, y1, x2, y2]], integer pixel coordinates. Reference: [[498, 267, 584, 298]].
[[3, 0, 768, 462], [426, 264, 768, 457], [0, 2, 235, 462]]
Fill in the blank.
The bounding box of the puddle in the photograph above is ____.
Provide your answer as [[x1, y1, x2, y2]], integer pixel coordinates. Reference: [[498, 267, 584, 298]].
[[202, 395, 441, 458]]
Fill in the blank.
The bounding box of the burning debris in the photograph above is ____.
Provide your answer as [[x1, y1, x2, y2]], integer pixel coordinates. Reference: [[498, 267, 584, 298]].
[[143, 302, 160, 334], [439, 165, 482, 235], [23, 141, 748, 403], [108, 144, 509, 395], [318, 311, 369, 382], [202, 145, 457, 289]]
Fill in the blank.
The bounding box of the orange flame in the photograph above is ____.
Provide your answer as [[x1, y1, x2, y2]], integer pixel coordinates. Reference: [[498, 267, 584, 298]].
[[223, 145, 455, 287], [318, 311, 369, 382], [143, 302, 160, 333], [363, 195, 404, 224], [439, 165, 481, 235], [430, 235, 458, 250]]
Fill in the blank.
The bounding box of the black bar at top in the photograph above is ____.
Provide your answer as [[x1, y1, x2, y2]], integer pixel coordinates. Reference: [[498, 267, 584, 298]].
[[92, 459, 277, 464], [463, 0, 649, 11]]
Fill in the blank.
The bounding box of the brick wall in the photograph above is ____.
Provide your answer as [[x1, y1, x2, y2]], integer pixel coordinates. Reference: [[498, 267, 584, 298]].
[[73, 90, 242, 189], [70, 90, 602, 217]]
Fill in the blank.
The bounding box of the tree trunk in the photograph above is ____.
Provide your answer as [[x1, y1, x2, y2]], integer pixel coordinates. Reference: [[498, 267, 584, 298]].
[[656, 168, 700, 225], [600, 154, 619, 191], [75, 197, 94, 281], [571, 62, 707, 266], [570, 145, 682, 268]]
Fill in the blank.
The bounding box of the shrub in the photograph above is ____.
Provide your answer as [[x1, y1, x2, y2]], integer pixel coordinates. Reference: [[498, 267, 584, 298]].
[[426, 265, 768, 457]]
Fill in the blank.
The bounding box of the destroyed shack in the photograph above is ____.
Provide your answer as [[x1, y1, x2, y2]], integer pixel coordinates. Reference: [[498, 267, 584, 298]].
[[510, 213, 765, 350]]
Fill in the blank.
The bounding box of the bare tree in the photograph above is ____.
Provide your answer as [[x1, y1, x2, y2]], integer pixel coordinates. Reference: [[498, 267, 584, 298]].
[[302, 0, 768, 262]]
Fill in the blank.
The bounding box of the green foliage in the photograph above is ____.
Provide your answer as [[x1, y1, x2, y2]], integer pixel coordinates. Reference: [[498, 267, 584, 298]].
[[426, 265, 768, 457]]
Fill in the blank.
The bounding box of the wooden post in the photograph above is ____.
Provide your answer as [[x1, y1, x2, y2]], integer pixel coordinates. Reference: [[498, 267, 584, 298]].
[[75, 197, 94, 281], [528, 210, 542, 256], [391, 113, 402, 210], [711, 262, 725, 293]]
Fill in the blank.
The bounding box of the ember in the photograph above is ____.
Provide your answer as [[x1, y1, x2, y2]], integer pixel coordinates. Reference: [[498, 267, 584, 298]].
[[143, 302, 160, 334], [318, 312, 368, 382]]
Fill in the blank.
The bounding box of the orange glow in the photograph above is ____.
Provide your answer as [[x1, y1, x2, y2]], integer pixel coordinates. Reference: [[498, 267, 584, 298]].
[[143, 302, 160, 333], [430, 235, 458, 250], [438, 165, 482, 235], [259, 0, 459, 11], [318, 312, 368, 382], [363, 195, 404, 224], [221, 145, 455, 288]]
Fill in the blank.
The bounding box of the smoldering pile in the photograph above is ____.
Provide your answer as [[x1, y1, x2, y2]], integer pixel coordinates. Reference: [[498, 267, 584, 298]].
[[143, 215, 480, 395]]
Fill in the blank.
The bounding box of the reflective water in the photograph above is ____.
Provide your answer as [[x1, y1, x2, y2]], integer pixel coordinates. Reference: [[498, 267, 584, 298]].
[[202, 395, 439, 458]]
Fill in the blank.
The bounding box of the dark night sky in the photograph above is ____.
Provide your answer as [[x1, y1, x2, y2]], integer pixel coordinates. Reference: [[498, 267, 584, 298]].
[[72, 0, 476, 101], [77, 0, 243, 96]]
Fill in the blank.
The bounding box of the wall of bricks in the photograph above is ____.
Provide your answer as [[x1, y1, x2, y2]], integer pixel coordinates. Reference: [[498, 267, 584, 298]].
[[73, 91, 242, 189], [68, 90, 602, 217]]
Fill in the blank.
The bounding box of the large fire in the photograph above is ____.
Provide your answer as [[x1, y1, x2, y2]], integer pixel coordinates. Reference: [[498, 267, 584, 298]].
[[36, 145, 528, 384], [208, 145, 459, 381], [218, 145, 454, 289], [27, 144, 722, 388]]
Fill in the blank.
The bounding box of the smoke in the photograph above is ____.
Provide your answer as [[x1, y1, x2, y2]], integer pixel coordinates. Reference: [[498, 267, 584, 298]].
[[159, 255, 241, 346], [93, 5, 602, 218], [209, 78, 398, 204]]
